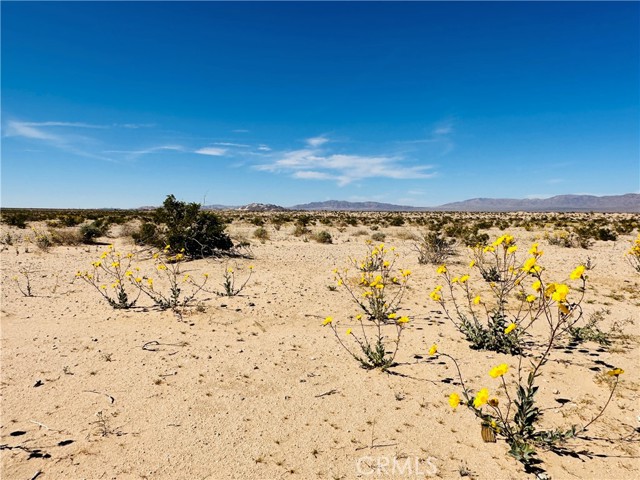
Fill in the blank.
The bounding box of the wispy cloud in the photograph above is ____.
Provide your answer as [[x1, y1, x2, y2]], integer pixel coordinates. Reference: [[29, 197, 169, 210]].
[[116, 123, 156, 129], [18, 121, 108, 129], [4, 120, 116, 162], [258, 144, 271, 151], [232, 129, 249, 133], [195, 147, 228, 157], [306, 135, 329, 147], [401, 119, 455, 154], [256, 139, 435, 186], [213, 142, 250, 148], [103, 145, 185, 157]]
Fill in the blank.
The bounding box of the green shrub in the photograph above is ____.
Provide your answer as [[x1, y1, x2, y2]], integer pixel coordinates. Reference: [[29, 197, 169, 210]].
[[136, 195, 233, 258], [80, 222, 104, 243], [253, 227, 270, 242], [312, 230, 333, 244]]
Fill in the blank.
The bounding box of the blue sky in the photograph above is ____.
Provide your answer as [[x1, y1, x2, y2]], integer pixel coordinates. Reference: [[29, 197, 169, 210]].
[[2, 1, 638, 208]]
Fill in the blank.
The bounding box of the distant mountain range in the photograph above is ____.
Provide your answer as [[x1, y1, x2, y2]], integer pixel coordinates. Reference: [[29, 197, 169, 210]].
[[198, 193, 639, 213]]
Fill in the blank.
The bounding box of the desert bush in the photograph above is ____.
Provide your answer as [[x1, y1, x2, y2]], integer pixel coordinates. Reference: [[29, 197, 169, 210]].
[[136, 195, 233, 258], [413, 231, 456, 265], [29, 227, 53, 251], [387, 215, 405, 227], [80, 222, 105, 243], [49, 227, 83, 246], [436, 344, 623, 473], [292, 224, 310, 237], [567, 308, 611, 346], [430, 235, 587, 355], [312, 230, 333, 244], [253, 227, 270, 242], [324, 242, 412, 370], [2, 212, 28, 229], [546, 230, 573, 248], [370, 232, 386, 242]]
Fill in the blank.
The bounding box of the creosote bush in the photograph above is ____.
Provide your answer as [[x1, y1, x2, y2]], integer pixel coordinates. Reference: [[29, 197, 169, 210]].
[[323, 242, 412, 370], [134, 194, 233, 258]]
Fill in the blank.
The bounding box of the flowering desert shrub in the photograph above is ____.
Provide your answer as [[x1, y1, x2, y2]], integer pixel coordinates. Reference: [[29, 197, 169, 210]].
[[626, 233, 640, 273], [323, 242, 412, 370], [433, 346, 623, 473], [76, 245, 142, 309], [77, 244, 209, 310], [429, 235, 587, 354]]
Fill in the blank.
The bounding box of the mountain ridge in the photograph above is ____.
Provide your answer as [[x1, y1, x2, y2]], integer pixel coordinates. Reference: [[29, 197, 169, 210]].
[[198, 193, 639, 213]]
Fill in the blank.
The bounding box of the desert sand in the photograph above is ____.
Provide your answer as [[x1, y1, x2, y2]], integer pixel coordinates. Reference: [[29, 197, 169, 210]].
[[1, 217, 639, 480]]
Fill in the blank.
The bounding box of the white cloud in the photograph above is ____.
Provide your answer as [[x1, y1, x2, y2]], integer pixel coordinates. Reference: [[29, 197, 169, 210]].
[[258, 144, 271, 151], [213, 142, 250, 148], [5, 121, 61, 141], [306, 135, 329, 147], [4, 120, 116, 162], [257, 143, 435, 186], [18, 121, 107, 129], [232, 129, 249, 133], [195, 147, 228, 156], [103, 145, 184, 156]]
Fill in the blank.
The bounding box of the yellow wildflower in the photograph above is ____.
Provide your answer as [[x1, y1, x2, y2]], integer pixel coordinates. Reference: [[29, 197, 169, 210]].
[[449, 393, 460, 410], [473, 295, 481, 305], [507, 245, 518, 254], [388, 313, 398, 319], [346, 328, 352, 336], [532, 280, 542, 292], [483, 246, 495, 253], [473, 388, 490, 408], [355, 314, 363, 321], [551, 284, 569, 302], [522, 257, 537, 273], [558, 303, 570, 315], [489, 363, 509, 378], [570, 265, 585, 280], [504, 323, 517, 334], [322, 316, 333, 326], [397, 316, 410, 324], [607, 368, 624, 377], [428, 344, 438, 356], [526, 295, 536, 303], [460, 274, 470, 283], [436, 265, 447, 275], [469, 260, 476, 268]]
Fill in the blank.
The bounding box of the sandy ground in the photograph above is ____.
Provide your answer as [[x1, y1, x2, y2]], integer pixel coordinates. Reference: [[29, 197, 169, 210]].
[[1, 220, 639, 480]]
